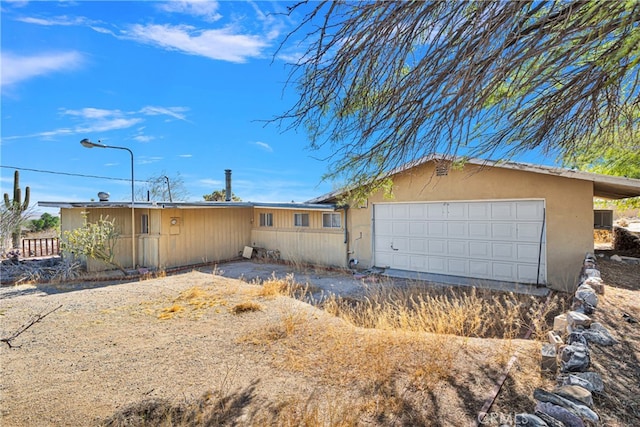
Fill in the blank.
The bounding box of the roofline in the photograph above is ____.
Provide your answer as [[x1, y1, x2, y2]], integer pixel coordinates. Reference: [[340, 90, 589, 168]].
[[306, 154, 640, 203], [38, 200, 337, 211]]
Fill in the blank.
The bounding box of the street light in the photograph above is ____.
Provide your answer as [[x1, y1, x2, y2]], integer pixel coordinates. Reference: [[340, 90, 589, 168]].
[[80, 138, 136, 270]]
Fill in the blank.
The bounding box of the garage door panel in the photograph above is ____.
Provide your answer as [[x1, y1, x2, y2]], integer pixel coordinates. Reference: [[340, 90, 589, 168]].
[[516, 201, 544, 220], [428, 239, 446, 254], [409, 204, 425, 218], [392, 204, 409, 219], [492, 242, 515, 260], [447, 222, 467, 237], [469, 241, 490, 257], [469, 260, 490, 278], [517, 264, 540, 282], [491, 223, 515, 239], [517, 223, 541, 241], [447, 240, 467, 257], [374, 200, 546, 284], [409, 239, 427, 252], [428, 222, 446, 237], [517, 244, 542, 262], [493, 262, 515, 281], [447, 203, 466, 219], [392, 222, 410, 236], [469, 223, 490, 239], [428, 257, 446, 273], [491, 203, 514, 220], [448, 259, 468, 275], [468, 203, 489, 219], [409, 222, 426, 235], [427, 204, 446, 219], [409, 255, 427, 270]]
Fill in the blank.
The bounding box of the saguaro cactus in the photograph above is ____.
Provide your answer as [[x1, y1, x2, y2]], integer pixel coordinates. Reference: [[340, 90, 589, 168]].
[[3, 170, 30, 248]]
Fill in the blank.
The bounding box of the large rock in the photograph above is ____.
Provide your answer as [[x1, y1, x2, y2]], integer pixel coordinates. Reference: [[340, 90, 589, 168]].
[[580, 277, 604, 295], [571, 372, 605, 393], [534, 388, 599, 425], [534, 410, 566, 427], [567, 331, 588, 347], [515, 413, 550, 426], [558, 372, 604, 393], [535, 401, 585, 427], [554, 385, 594, 407], [582, 268, 601, 279], [560, 343, 590, 372], [541, 343, 557, 373], [583, 322, 617, 346], [567, 311, 592, 328], [575, 285, 598, 310]]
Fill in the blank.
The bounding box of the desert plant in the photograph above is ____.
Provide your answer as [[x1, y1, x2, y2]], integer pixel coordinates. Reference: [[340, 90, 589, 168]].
[[62, 213, 124, 272], [3, 170, 30, 249]]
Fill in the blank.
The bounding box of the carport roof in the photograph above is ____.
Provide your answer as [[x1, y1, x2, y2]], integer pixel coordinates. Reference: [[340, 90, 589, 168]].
[[307, 155, 640, 203], [38, 201, 337, 211]]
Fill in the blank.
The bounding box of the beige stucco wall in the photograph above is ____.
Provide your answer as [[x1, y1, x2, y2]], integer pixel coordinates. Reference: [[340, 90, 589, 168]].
[[251, 209, 347, 267], [346, 162, 594, 292]]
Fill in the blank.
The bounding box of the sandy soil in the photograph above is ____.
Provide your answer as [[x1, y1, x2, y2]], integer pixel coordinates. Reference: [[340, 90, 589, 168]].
[[0, 258, 637, 426]]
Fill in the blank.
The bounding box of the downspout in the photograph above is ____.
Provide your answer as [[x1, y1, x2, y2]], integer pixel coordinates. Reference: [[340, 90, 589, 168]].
[[342, 205, 349, 267]]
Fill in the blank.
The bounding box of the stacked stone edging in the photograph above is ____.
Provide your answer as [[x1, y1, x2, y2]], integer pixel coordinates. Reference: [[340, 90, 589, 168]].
[[513, 253, 614, 426]]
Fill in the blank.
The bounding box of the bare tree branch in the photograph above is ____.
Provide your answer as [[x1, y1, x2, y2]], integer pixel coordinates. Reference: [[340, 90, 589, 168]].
[[275, 1, 640, 197], [1, 305, 62, 349]]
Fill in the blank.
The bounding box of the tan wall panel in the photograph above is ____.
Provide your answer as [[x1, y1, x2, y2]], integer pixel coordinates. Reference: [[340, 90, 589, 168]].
[[61, 207, 134, 271], [158, 208, 252, 269], [347, 163, 593, 291], [251, 228, 347, 267]]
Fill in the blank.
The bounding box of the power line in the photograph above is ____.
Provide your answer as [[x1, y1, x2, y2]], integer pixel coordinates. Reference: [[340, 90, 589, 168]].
[[0, 165, 146, 183]]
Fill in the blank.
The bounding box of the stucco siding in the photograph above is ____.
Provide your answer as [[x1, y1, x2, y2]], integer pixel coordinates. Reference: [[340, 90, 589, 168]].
[[346, 162, 593, 291]]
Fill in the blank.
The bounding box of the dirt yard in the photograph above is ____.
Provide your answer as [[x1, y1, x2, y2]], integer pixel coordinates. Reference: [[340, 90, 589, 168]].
[[0, 259, 638, 426]]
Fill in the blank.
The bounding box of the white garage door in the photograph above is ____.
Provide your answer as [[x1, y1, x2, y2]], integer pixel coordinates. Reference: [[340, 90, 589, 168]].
[[373, 200, 546, 284]]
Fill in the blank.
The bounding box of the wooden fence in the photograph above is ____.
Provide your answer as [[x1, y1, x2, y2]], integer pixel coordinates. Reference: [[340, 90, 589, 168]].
[[21, 238, 61, 258]]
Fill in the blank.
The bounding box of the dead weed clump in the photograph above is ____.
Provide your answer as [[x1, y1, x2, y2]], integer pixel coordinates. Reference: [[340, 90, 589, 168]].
[[253, 273, 318, 301], [231, 301, 263, 314], [156, 286, 228, 320]]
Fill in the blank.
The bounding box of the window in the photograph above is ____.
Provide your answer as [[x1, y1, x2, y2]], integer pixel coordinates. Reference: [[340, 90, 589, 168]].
[[294, 213, 309, 227], [141, 214, 149, 234], [594, 210, 613, 230], [259, 212, 273, 227], [322, 212, 341, 228]]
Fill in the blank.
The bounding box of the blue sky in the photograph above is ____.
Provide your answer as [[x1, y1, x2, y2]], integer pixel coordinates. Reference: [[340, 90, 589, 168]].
[[1, 0, 339, 213]]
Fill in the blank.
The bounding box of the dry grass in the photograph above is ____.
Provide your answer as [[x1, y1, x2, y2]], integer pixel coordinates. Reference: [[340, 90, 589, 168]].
[[252, 273, 319, 301], [231, 301, 263, 314], [594, 229, 614, 244], [155, 285, 228, 319], [321, 283, 563, 340]]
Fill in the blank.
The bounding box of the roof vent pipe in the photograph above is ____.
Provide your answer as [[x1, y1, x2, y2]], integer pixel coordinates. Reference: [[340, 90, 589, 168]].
[[225, 169, 232, 202]]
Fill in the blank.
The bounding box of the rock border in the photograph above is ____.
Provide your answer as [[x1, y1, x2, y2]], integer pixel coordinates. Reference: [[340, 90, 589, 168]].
[[514, 253, 613, 426]]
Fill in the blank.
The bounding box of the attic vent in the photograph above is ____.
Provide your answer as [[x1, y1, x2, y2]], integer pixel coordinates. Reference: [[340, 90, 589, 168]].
[[435, 161, 450, 176]]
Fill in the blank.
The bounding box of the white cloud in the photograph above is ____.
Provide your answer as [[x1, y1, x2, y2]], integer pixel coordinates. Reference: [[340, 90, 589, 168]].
[[133, 135, 155, 143], [254, 141, 273, 152], [140, 106, 189, 121], [63, 107, 121, 119], [1, 51, 84, 87], [178, 154, 193, 158], [125, 23, 268, 63], [17, 15, 84, 26], [158, 0, 222, 22], [138, 156, 164, 165], [197, 178, 222, 187]]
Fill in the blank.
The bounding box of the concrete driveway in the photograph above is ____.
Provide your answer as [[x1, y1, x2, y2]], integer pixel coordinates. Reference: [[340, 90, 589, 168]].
[[206, 260, 549, 298]]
